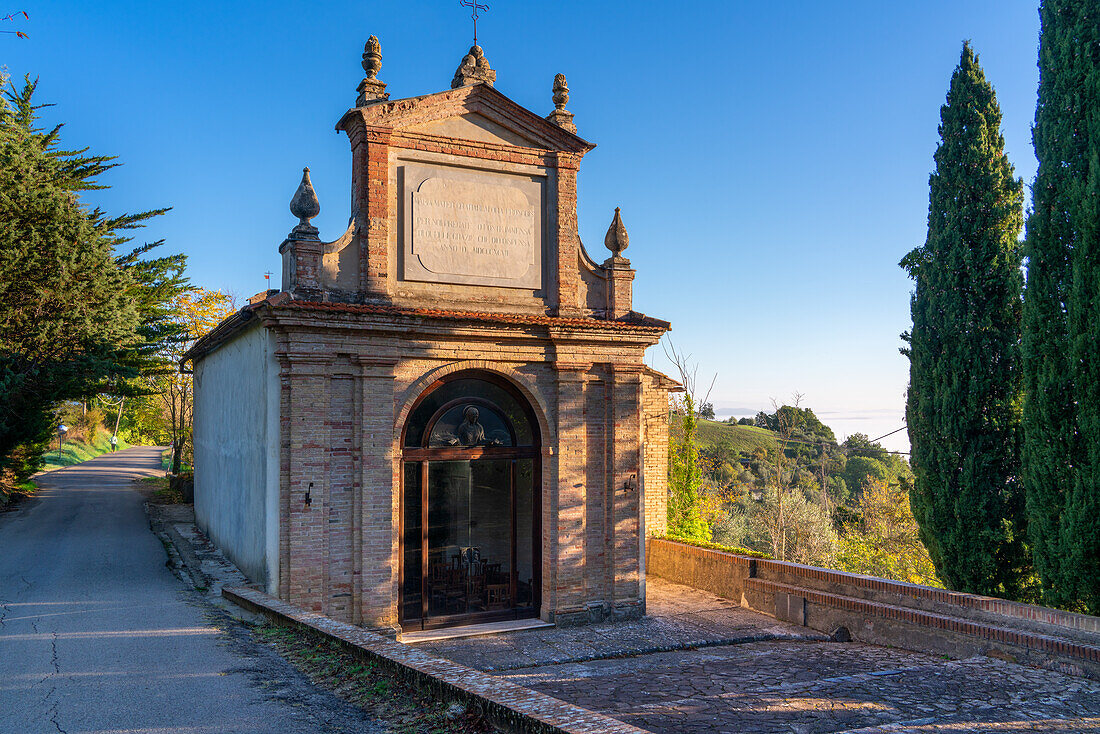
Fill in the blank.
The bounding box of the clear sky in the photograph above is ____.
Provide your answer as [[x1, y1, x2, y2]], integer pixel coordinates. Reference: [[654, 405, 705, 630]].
[[4, 1, 1043, 452]]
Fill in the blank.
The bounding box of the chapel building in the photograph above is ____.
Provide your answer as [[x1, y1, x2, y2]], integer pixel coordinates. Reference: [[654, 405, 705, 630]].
[[186, 38, 677, 634]]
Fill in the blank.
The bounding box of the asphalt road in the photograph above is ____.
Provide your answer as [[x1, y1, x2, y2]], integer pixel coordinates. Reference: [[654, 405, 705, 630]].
[[0, 446, 384, 734]]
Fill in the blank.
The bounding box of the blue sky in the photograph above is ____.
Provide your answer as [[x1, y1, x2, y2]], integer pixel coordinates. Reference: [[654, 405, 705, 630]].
[[4, 1, 1043, 451]]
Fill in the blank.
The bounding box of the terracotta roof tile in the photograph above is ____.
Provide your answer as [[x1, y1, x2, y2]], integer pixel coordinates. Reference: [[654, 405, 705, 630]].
[[274, 298, 670, 332], [183, 295, 669, 366]]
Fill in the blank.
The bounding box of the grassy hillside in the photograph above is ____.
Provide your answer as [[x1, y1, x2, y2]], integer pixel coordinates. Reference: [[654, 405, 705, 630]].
[[673, 416, 778, 454], [38, 429, 130, 473]]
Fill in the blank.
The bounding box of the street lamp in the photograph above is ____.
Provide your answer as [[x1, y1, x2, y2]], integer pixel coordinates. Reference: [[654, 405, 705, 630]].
[[57, 423, 68, 461]]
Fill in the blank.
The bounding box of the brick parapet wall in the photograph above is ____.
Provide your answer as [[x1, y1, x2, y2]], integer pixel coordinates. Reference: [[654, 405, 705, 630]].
[[750, 556, 1100, 637], [647, 538, 1100, 678]]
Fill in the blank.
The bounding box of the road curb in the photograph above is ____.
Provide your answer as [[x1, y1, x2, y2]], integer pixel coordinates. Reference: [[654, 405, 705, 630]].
[[223, 586, 647, 734]]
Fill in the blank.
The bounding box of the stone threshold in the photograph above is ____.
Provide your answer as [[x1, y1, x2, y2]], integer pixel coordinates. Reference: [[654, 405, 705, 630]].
[[400, 618, 554, 644], [222, 586, 647, 734]]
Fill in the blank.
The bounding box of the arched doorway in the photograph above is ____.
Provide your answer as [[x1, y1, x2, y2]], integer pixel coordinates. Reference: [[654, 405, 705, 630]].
[[399, 372, 541, 630]]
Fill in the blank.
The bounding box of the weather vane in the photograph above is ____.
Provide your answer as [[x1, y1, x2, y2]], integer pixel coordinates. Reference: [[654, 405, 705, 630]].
[[459, 0, 488, 47]]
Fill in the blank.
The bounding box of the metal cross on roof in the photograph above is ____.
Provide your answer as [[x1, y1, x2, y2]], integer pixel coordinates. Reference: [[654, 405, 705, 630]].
[[459, 0, 489, 47]]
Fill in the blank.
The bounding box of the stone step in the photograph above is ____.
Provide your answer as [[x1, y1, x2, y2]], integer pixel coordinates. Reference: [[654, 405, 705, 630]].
[[751, 557, 1100, 647], [746, 577, 1100, 679]]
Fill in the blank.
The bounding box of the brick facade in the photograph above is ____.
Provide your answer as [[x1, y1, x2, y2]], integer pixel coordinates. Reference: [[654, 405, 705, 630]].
[[189, 46, 676, 632]]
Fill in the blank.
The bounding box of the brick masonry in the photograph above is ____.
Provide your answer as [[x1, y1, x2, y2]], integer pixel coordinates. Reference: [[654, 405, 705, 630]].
[[189, 61, 678, 633]]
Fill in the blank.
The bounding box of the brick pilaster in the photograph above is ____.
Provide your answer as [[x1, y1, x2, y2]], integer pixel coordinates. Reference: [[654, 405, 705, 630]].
[[584, 371, 610, 604], [284, 356, 332, 612], [347, 123, 392, 300], [357, 357, 398, 627], [605, 262, 635, 319], [553, 365, 589, 617], [278, 232, 323, 300], [609, 365, 643, 607], [553, 153, 582, 317]]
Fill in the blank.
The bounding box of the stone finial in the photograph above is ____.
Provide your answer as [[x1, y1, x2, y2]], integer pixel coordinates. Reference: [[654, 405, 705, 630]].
[[451, 45, 496, 88], [553, 73, 569, 109], [362, 35, 382, 78], [290, 167, 320, 236], [546, 73, 577, 134], [604, 207, 629, 259], [356, 35, 390, 106]]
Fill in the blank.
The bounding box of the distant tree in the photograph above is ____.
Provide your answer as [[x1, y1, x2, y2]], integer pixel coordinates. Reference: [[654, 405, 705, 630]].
[[843, 456, 888, 498], [0, 75, 177, 488], [1023, 0, 1100, 611], [154, 288, 235, 474], [738, 417, 755, 426], [698, 401, 715, 420], [841, 433, 889, 463], [901, 43, 1029, 598], [738, 484, 838, 567], [753, 411, 769, 429], [837, 479, 941, 587]]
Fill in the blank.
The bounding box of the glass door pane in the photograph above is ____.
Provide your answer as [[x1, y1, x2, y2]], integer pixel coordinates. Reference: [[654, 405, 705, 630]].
[[426, 460, 513, 618], [515, 458, 535, 610], [401, 462, 422, 622]]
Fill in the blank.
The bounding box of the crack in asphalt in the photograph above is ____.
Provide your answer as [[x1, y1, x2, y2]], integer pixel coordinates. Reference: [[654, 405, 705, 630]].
[[50, 631, 61, 675], [46, 630, 66, 733], [48, 708, 67, 734]]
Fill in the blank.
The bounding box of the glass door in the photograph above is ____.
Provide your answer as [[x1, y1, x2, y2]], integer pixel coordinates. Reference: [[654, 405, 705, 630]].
[[399, 373, 540, 630], [426, 460, 512, 618]]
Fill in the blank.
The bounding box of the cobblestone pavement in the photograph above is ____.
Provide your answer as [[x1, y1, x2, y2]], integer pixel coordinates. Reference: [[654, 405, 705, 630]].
[[501, 640, 1100, 733], [422, 580, 1100, 733], [415, 578, 827, 671]]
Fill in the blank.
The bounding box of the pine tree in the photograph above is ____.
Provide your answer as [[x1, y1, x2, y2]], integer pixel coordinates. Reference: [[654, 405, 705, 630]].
[[901, 43, 1028, 597], [0, 75, 181, 484], [1023, 0, 1100, 611]]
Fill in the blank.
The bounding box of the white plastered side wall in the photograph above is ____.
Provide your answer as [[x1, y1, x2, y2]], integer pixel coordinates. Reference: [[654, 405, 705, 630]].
[[193, 322, 280, 592]]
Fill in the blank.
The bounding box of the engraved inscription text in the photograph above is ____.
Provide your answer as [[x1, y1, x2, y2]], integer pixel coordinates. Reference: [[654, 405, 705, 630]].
[[411, 177, 536, 281]]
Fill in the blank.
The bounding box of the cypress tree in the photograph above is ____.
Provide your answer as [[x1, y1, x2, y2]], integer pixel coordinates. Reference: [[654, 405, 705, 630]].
[[1023, 0, 1100, 611], [901, 43, 1028, 597]]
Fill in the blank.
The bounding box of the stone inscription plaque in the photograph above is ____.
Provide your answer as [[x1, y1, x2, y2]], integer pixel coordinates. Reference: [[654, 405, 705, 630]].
[[402, 165, 543, 289]]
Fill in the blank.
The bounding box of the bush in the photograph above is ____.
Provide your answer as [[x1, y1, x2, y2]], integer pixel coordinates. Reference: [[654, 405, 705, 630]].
[[74, 408, 105, 437], [836, 479, 941, 587]]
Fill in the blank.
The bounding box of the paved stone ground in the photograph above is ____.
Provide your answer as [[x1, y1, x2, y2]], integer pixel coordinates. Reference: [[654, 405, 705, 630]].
[[415, 578, 828, 671], [422, 579, 1100, 733]]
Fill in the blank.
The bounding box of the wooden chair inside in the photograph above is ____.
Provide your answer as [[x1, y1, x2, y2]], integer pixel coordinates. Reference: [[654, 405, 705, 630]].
[[485, 583, 511, 610]]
